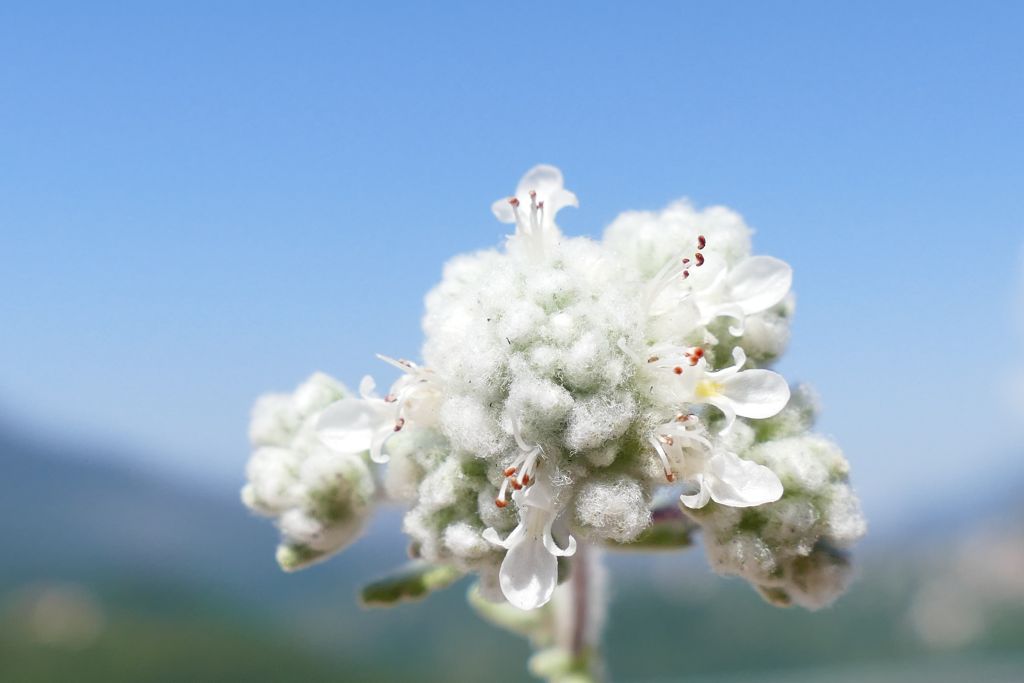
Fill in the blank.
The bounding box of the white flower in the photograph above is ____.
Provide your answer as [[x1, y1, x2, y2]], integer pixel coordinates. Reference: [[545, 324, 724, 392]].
[[242, 374, 377, 570], [691, 255, 792, 334], [645, 346, 790, 435], [317, 356, 442, 463], [690, 348, 790, 433], [491, 164, 579, 258], [648, 413, 711, 483], [645, 241, 791, 336], [677, 449, 783, 509], [482, 473, 577, 610], [647, 413, 783, 509]]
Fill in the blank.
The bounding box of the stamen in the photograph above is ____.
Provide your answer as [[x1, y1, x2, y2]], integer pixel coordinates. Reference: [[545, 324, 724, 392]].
[[695, 252, 705, 267], [516, 447, 541, 486], [495, 477, 511, 508], [393, 417, 406, 432], [697, 234, 707, 250], [649, 436, 676, 482]]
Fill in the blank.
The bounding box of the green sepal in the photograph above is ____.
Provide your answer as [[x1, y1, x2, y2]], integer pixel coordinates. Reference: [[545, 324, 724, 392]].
[[359, 561, 461, 607]]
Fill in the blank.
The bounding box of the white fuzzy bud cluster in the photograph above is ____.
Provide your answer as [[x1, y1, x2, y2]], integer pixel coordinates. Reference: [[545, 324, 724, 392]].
[[683, 388, 867, 609], [242, 372, 376, 571], [244, 165, 865, 613]]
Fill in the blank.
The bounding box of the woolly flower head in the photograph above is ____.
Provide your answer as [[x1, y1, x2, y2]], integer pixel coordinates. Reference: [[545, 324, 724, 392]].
[[244, 165, 864, 612]]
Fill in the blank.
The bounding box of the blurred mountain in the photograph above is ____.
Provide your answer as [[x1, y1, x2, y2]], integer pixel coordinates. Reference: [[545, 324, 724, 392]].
[[1, 425, 1022, 683], [0, 423, 404, 598]]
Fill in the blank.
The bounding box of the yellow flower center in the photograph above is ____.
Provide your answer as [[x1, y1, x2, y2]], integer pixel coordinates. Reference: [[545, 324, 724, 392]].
[[696, 380, 723, 399]]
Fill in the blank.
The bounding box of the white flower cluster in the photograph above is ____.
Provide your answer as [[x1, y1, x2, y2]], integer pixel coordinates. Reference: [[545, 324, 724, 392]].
[[242, 372, 376, 571], [684, 387, 867, 609], [242, 165, 865, 612]]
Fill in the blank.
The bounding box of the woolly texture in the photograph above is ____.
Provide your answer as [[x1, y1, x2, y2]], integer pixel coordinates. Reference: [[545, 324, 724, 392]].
[[684, 392, 867, 609], [243, 165, 865, 613], [242, 373, 375, 571]]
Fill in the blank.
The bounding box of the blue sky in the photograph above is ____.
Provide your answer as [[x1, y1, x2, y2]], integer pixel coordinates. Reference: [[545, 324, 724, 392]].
[[1, 2, 1022, 526]]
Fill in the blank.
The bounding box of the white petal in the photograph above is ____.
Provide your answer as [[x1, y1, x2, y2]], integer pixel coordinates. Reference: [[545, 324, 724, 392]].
[[679, 474, 712, 509], [358, 375, 379, 400], [316, 399, 379, 453], [542, 518, 577, 558], [518, 475, 555, 511], [727, 256, 793, 315], [369, 423, 394, 464], [499, 535, 558, 610], [706, 395, 738, 435], [483, 524, 523, 550], [516, 164, 578, 215], [492, 196, 517, 224], [720, 370, 791, 419], [706, 452, 783, 507]]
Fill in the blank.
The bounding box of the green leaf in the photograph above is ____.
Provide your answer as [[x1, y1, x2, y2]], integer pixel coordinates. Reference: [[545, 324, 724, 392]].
[[359, 561, 461, 607], [276, 543, 326, 572]]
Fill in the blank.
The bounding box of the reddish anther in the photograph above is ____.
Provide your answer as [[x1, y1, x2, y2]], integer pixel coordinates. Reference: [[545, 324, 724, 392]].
[[674, 366, 684, 375], [695, 252, 705, 266], [394, 417, 406, 432], [495, 499, 508, 508], [521, 474, 530, 485], [697, 235, 707, 250], [509, 197, 520, 207], [504, 467, 517, 477]]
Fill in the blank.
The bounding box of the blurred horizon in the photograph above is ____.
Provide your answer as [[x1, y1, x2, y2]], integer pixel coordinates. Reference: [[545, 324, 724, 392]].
[[1, 418, 1022, 681]]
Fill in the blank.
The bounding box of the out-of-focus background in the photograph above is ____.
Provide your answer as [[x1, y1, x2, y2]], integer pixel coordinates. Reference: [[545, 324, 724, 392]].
[[2, 2, 1023, 681]]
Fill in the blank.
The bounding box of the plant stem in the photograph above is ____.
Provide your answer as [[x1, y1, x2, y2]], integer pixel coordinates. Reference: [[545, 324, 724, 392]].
[[556, 542, 607, 682], [570, 542, 590, 658]]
